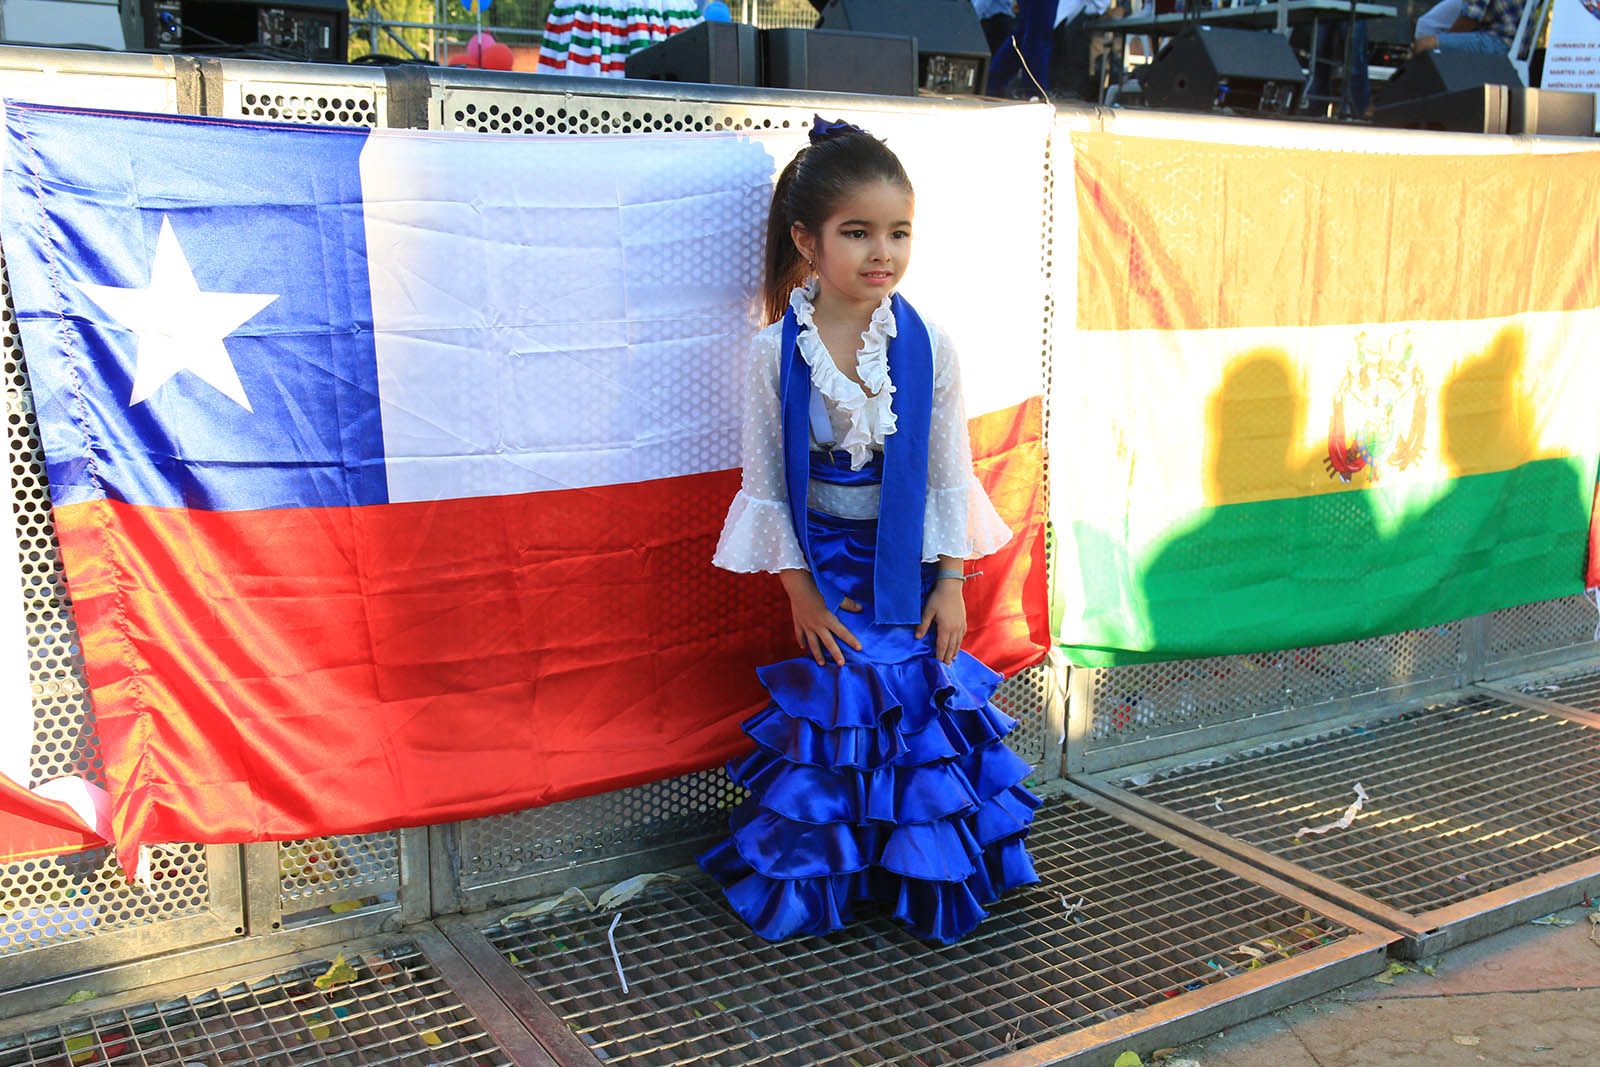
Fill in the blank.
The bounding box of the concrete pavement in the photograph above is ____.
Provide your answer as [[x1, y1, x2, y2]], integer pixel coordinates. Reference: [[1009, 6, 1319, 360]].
[[1167, 904, 1600, 1066]]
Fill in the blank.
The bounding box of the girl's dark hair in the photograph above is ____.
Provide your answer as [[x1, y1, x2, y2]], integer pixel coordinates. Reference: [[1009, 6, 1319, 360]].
[[763, 126, 913, 324]]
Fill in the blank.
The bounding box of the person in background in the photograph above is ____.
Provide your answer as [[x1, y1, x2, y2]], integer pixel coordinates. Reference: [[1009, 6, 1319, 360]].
[[974, 0, 1018, 55], [986, 0, 1057, 96], [1414, 0, 1465, 38], [1411, 0, 1521, 54], [1052, 0, 1113, 102]]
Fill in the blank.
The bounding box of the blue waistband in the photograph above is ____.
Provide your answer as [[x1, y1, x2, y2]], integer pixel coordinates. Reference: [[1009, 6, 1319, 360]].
[[809, 449, 884, 487]]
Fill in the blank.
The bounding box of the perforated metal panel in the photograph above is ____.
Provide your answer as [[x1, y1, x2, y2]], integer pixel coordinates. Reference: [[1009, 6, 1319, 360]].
[[440, 92, 807, 135], [4, 261, 100, 792], [0, 941, 513, 1066], [994, 663, 1048, 768], [221, 73, 386, 127], [1284, 622, 1462, 709], [1, 247, 221, 961], [458, 770, 743, 891], [1121, 695, 1600, 915], [0, 845, 211, 955], [1485, 594, 1597, 667], [279, 835, 401, 912], [483, 790, 1376, 1066], [1082, 619, 1465, 757]]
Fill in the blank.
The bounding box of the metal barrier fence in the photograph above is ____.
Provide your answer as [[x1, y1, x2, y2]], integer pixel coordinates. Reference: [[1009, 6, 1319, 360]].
[[0, 46, 1593, 1022]]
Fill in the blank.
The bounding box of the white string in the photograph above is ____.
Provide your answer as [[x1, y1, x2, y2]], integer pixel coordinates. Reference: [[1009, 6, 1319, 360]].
[[607, 912, 629, 994]]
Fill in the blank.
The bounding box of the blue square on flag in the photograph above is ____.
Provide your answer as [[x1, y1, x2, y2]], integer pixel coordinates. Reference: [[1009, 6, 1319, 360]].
[[3, 105, 387, 510]]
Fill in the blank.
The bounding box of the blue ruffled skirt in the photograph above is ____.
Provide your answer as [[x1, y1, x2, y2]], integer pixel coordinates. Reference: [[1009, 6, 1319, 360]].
[[699, 507, 1040, 944]]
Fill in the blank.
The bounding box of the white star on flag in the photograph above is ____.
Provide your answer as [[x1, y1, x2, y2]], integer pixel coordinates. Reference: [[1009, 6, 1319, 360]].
[[74, 216, 278, 412]]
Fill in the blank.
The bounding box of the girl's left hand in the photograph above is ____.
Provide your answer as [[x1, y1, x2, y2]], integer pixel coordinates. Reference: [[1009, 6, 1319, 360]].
[[915, 580, 967, 664]]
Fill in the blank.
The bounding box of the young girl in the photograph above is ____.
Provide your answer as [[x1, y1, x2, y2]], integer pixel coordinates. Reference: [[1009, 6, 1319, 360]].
[[698, 118, 1040, 944]]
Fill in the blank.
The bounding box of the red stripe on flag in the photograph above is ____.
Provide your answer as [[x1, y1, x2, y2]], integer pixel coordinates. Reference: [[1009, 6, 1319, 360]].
[[965, 395, 1050, 676], [54, 401, 1046, 870], [0, 778, 103, 864], [1587, 481, 1600, 589]]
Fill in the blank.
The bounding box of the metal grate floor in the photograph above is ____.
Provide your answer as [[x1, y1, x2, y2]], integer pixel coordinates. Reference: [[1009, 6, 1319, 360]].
[[1119, 695, 1600, 915], [484, 791, 1364, 1067], [1508, 664, 1600, 714], [0, 942, 512, 1067]]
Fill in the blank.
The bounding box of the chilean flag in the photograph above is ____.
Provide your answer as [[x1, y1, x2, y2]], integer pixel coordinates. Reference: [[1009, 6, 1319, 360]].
[[0, 102, 1050, 871]]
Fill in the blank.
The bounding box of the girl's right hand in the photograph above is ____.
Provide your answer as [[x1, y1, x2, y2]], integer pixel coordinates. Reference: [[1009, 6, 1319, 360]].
[[780, 570, 862, 666]]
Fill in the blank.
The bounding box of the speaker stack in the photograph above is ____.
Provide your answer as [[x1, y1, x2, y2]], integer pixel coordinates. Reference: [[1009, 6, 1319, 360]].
[[1373, 51, 1595, 135], [624, 0, 987, 97], [1138, 26, 1306, 114]]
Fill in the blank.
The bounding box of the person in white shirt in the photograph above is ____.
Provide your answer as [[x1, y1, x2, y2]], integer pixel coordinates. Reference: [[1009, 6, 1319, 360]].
[[697, 117, 1039, 945]]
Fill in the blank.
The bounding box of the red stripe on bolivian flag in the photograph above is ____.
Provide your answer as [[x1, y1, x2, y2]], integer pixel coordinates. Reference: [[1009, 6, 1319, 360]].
[[1056, 131, 1600, 665]]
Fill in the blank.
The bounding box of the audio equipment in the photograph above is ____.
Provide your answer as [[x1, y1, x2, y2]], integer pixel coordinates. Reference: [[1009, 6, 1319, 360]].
[[141, 0, 347, 61], [1374, 83, 1596, 135], [1139, 26, 1305, 114], [1377, 49, 1520, 106], [762, 28, 919, 96], [815, 0, 990, 95], [624, 22, 761, 85]]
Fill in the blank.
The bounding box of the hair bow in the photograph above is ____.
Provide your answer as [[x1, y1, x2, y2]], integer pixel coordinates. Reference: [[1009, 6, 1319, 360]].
[[809, 115, 867, 144]]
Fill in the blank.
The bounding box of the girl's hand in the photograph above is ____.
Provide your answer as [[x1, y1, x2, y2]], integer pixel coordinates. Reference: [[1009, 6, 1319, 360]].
[[915, 579, 967, 664], [780, 570, 862, 666]]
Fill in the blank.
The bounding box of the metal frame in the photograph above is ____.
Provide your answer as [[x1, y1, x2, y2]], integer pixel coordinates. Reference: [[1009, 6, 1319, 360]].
[[1077, 678, 1600, 959], [0, 925, 550, 1066], [452, 782, 1393, 1067]]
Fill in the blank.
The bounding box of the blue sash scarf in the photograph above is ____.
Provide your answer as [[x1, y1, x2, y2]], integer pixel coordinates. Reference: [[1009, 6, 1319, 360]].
[[780, 293, 932, 626]]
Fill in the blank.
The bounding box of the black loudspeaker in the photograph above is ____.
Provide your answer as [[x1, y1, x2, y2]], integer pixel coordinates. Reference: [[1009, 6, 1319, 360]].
[[1138, 26, 1306, 114], [762, 28, 919, 96], [625, 22, 761, 86], [1377, 49, 1520, 106], [1506, 86, 1595, 135], [816, 0, 990, 95], [1372, 84, 1594, 135], [1372, 84, 1509, 132]]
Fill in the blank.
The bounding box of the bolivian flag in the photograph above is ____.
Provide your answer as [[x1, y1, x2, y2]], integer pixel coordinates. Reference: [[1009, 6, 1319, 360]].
[[1055, 129, 1600, 667]]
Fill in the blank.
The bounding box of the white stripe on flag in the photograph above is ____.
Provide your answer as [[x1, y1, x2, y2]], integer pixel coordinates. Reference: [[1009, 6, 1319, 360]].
[[362, 130, 775, 502], [360, 110, 1053, 504]]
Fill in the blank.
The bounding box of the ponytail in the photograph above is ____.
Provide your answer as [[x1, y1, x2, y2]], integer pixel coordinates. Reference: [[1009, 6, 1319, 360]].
[[760, 121, 913, 325], [764, 151, 809, 325]]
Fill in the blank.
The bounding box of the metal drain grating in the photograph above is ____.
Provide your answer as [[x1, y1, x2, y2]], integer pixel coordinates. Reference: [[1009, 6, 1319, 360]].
[[1503, 663, 1600, 714], [482, 790, 1376, 1066], [0, 942, 511, 1067], [1116, 696, 1600, 916]]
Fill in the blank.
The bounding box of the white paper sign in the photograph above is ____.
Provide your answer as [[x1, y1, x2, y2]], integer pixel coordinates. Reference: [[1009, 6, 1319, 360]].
[[1541, 0, 1600, 131]]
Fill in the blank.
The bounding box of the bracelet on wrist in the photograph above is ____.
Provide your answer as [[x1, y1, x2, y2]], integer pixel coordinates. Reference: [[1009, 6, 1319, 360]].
[[936, 569, 967, 583]]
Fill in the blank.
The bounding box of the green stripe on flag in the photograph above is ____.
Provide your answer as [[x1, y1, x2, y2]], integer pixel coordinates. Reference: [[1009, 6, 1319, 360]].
[[1059, 455, 1596, 666]]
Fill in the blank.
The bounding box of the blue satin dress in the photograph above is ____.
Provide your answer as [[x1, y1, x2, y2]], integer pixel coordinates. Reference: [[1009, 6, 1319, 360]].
[[698, 449, 1041, 944]]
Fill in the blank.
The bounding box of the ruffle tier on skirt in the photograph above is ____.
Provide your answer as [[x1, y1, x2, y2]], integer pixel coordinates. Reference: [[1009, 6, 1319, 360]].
[[699, 502, 1040, 944]]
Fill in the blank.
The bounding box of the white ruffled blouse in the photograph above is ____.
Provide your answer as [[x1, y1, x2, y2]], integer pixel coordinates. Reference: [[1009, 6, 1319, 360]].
[[713, 286, 1014, 572]]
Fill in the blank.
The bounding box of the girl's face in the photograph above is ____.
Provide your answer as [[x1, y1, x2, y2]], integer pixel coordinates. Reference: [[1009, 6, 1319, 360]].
[[792, 180, 914, 309]]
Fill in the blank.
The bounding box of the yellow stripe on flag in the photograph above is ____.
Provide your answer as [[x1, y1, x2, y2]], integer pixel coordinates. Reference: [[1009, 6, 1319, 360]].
[[1074, 133, 1600, 331]]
